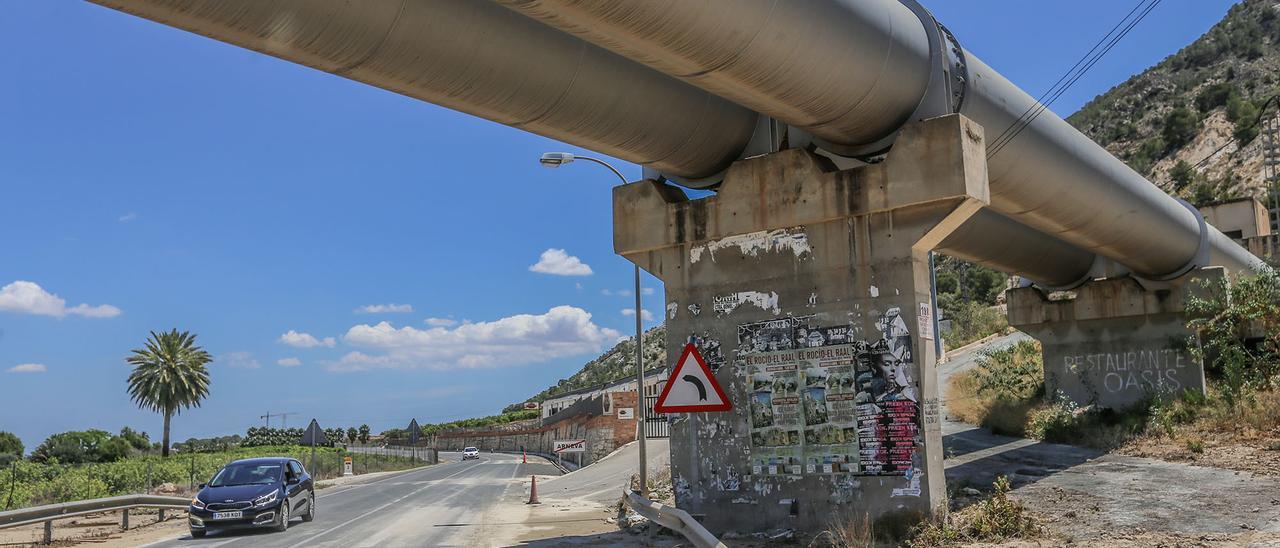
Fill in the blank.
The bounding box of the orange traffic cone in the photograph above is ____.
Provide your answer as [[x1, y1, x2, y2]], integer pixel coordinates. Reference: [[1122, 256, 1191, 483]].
[[527, 475, 541, 505], [522, 451, 527, 464]]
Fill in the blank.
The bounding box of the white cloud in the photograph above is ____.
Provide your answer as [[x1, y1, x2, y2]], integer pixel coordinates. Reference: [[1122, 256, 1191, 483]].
[[278, 330, 336, 348], [276, 357, 302, 367], [424, 317, 458, 327], [118, 212, 138, 223], [220, 352, 260, 369], [641, 287, 656, 296], [330, 305, 621, 372], [621, 308, 655, 321], [355, 303, 413, 314], [529, 249, 593, 276], [603, 289, 632, 297], [6, 363, 46, 374], [0, 281, 121, 318]]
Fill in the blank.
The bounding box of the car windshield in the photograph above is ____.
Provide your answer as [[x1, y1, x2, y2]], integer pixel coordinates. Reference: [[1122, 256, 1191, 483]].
[[209, 463, 284, 487], [464, 447, 477, 452]]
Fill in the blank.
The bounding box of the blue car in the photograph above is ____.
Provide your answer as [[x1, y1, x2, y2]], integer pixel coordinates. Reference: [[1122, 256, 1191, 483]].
[[188, 457, 314, 538]]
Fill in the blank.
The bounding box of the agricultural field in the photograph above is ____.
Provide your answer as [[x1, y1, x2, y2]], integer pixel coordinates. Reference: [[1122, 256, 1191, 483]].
[[1, 445, 423, 511]]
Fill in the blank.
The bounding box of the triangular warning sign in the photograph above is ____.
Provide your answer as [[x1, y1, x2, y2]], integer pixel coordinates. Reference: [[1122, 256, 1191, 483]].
[[654, 343, 731, 413]]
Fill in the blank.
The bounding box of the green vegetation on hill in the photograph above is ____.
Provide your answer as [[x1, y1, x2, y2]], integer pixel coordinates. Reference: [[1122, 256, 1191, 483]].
[[388, 409, 540, 439], [1067, 0, 1280, 203], [504, 325, 668, 411]]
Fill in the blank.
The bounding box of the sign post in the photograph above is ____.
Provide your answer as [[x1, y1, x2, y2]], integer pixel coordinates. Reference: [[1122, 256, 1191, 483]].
[[553, 439, 585, 470], [408, 419, 421, 465], [343, 456, 353, 476], [301, 420, 327, 476]]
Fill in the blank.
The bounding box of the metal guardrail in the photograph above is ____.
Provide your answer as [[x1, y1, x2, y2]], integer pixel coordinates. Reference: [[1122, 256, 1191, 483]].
[[0, 494, 189, 544], [623, 490, 726, 548]]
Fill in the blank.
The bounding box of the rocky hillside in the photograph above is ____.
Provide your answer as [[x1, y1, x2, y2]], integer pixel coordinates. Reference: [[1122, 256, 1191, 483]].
[[504, 325, 668, 411], [1067, 0, 1280, 204]]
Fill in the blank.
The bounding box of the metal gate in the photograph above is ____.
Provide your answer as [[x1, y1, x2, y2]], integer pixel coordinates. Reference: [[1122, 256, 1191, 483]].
[[643, 395, 669, 438]]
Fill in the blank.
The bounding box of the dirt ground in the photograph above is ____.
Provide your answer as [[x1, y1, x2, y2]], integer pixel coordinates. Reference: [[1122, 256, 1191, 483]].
[[0, 508, 185, 548], [1122, 435, 1280, 478]]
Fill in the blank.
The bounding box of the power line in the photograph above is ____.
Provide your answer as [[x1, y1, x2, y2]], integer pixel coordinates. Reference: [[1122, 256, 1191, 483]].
[[986, 0, 1149, 154], [988, 0, 1162, 159]]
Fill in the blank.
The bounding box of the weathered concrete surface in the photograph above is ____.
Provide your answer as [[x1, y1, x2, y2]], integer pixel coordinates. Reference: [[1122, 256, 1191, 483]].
[[615, 115, 990, 533], [939, 337, 1280, 540], [1007, 271, 1220, 409]]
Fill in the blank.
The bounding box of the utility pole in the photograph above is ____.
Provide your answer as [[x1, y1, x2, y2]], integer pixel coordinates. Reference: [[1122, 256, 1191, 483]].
[[538, 151, 647, 496], [1264, 111, 1280, 233]]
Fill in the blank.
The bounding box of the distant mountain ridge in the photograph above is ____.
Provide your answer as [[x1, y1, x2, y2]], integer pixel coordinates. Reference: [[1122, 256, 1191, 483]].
[[1067, 0, 1280, 204]]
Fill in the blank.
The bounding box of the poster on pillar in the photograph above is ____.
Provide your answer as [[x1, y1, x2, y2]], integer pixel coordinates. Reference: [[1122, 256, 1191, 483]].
[[737, 308, 923, 477]]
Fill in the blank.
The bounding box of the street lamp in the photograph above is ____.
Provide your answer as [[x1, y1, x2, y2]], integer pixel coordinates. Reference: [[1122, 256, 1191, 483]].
[[539, 151, 649, 497]]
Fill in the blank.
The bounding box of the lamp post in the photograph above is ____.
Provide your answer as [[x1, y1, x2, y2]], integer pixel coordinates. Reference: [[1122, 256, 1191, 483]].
[[540, 152, 648, 497]]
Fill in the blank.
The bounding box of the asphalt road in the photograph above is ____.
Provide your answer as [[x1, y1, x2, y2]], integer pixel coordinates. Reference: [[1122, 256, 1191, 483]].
[[143, 452, 553, 548]]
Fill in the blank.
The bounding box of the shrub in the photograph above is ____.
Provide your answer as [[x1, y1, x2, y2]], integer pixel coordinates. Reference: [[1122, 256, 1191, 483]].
[[944, 341, 1044, 437], [1169, 160, 1199, 192], [908, 476, 1041, 547], [973, 341, 1044, 400], [29, 430, 128, 465], [1186, 268, 1280, 405], [1226, 96, 1261, 143], [1161, 107, 1199, 151], [1195, 83, 1236, 112], [0, 431, 22, 461], [944, 302, 1009, 351]]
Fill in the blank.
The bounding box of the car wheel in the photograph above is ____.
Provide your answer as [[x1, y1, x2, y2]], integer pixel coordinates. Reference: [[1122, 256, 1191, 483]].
[[191, 530, 206, 538], [302, 492, 315, 522], [275, 500, 290, 533]]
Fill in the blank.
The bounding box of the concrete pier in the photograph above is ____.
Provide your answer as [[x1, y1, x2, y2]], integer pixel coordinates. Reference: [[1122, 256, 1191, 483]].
[[1007, 271, 1219, 409], [614, 115, 990, 533]]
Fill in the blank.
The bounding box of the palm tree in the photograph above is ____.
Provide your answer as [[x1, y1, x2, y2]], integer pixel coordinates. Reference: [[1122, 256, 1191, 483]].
[[126, 330, 212, 457]]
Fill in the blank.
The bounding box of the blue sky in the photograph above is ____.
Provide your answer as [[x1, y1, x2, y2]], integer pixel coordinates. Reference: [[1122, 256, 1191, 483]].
[[0, 1, 1237, 450]]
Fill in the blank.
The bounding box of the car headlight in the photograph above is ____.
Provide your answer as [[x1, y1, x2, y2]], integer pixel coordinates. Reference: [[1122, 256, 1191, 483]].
[[252, 490, 279, 508], [190, 498, 205, 510]]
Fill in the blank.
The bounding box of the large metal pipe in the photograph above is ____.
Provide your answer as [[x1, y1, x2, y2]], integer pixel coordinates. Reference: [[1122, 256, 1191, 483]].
[[88, 0, 1101, 287], [497, 0, 1264, 277], [89, 0, 758, 181]]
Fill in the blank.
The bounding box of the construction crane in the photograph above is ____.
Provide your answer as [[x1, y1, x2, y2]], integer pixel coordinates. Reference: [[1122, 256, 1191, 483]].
[[259, 411, 298, 429]]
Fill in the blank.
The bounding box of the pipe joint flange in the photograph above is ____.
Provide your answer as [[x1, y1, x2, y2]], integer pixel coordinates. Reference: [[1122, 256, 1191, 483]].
[[808, 0, 970, 160], [1132, 198, 1211, 287]]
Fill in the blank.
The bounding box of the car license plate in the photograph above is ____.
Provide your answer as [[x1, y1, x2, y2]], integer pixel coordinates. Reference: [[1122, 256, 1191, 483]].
[[212, 511, 243, 520]]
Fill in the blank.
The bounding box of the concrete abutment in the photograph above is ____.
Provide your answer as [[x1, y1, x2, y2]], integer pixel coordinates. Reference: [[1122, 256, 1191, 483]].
[[614, 115, 990, 534], [1007, 271, 1219, 410]]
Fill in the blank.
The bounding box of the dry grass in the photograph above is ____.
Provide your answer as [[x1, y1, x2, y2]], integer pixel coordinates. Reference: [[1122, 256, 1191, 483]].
[[944, 341, 1044, 438], [908, 477, 1043, 547], [943, 369, 988, 425], [1120, 386, 1280, 474], [628, 466, 674, 504], [812, 512, 873, 548]]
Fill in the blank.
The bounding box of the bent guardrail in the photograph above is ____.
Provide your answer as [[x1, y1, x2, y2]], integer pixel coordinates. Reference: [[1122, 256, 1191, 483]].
[[623, 490, 726, 548], [0, 494, 189, 544]]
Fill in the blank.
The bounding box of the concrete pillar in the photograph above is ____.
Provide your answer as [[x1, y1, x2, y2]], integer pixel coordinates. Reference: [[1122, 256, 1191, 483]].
[[615, 115, 990, 533], [1007, 270, 1219, 409]]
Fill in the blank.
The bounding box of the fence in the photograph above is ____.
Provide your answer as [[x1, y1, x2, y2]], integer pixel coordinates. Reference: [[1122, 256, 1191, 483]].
[[643, 396, 670, 439]]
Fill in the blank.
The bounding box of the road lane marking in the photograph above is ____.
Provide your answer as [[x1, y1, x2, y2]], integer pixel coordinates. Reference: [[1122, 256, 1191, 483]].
[[318, 459, 471, 500], [283, 461, 484, 548]]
